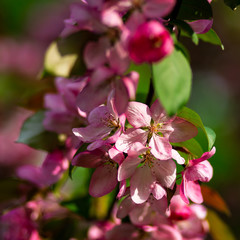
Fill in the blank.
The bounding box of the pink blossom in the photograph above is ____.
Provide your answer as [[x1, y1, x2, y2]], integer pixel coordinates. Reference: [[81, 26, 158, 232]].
[[167, 187, 210, 239], [88, 221, 115, 240], [180, 147, 216, 204], [43, 77, 87, 134], [72, 146, 124, 197], [118, 144, 176, 204], [115, 100, 198, 160], [0, 207, 41, 240], [117, 193, 168, 226], [116, 0, 175, 19], [127, 20, 174, 64], [61, 1, 123, 37], [78, 37, 138, 115], [74, 91, 126, 150], [17, 150, 69, 188]]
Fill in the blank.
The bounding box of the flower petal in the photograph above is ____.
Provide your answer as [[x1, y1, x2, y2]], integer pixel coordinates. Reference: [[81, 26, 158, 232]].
[[186, 160, 213, 182], [130, 165, 154, 204], [89, 164, 118, 197], [115, 128, 148, 153], [187, 181, 203, 204], [108, 147, 125, 164], [152, 183, 167, 200], [168, 117, 198, 143], [73, 125, 111, 142], [143, 0, 176, 18], [149, 135, 172, 160], [126, 102, 151, 128], [172, 149, 185, 164], [151, 159, 176, 189], [72, 150, 103, 168], [118, 156, 141, 181]]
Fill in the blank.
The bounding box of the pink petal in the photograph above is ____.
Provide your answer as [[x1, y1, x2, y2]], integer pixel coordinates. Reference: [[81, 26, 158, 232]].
[[151, 159, 176, 189], [149, 134, 172, 160], [44, 94, 66, 111], [151, 196, 168, 214], [101, 8, 123, 28], [190, 147, 216, 165], [89, 164, 118, 197], [143, 0, 176, 18], [130, 165, 154, 204], [72, 150, 103, 168], [129, 202, 153, 225], [87, 105, 109, 126], [186, 160, 213, 182], [168, 117, 198, 143], [153, 224, 182, 240], [17, 165, 43, 187], [117, 180, 127, 199], [117, 196, 135, 219], [84, 37, 110, 69], [76, 83, 111, 113], [43, 111, 75, 134], [115, 128, 148, 153], [188, 19, 213, 34], [128, 142, 149, 157], [108, 147, 125, 164], [107, 42, 130, 74], [152, 183, 167, 200], [107, 90, 118, 119], [114, 79, 130, 115], [122, 71, 139, 100], [87, 139, 106, 151], [126, 101, 151, 128], [186, 181, 203, 204], [172, 149, 185, 164], [180, 173, 190, 204], [73, 125, 111, 142], [90, 66, 114, 87], [41, 151, 68, 185], [150, 99, 167, 123], [118, 156, 141, 181]]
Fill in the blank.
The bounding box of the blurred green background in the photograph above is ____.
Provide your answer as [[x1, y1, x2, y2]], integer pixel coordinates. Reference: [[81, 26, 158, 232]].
[[0, 0, 240, 238]]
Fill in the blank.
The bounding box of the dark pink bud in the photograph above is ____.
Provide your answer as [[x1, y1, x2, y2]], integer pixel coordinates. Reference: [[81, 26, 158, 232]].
[[128, 21, 173, 64]]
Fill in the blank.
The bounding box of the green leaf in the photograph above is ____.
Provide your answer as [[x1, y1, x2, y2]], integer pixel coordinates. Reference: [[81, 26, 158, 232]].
[[152, 48, 192, 116], [128, 63, 151, 102], [198, 29, 224, 50], [177, 107, 216, 150], [177, 0, 212, 20], [172, 138, 204, 158], [43, 31, 97, 78], [204, 126, 216, 150], [207, 209, 236, 240], [17, 111, 59, 151], [170, 19, 199, 45], [224, 0, 240, 10]]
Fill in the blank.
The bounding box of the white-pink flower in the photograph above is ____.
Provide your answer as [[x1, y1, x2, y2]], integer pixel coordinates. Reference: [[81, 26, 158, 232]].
[[73, 91, 126, 151], [116, 100, 198, 160], [180, 147, 216, 204], [17, 150, 69, 188], [118, 143, 176, 204]]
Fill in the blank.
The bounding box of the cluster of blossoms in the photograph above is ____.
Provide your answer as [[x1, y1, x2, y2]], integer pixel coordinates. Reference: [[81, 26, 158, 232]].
[[0, 0, 218, 239]]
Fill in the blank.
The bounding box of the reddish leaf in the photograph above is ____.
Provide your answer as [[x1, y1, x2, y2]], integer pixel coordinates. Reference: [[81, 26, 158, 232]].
[[201, 185, 231, 216]]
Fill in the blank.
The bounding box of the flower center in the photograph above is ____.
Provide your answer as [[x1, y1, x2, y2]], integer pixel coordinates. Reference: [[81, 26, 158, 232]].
[[142, 151, 154, 167], [149, 35, 163, 48], [102, 113, 120, 128]]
